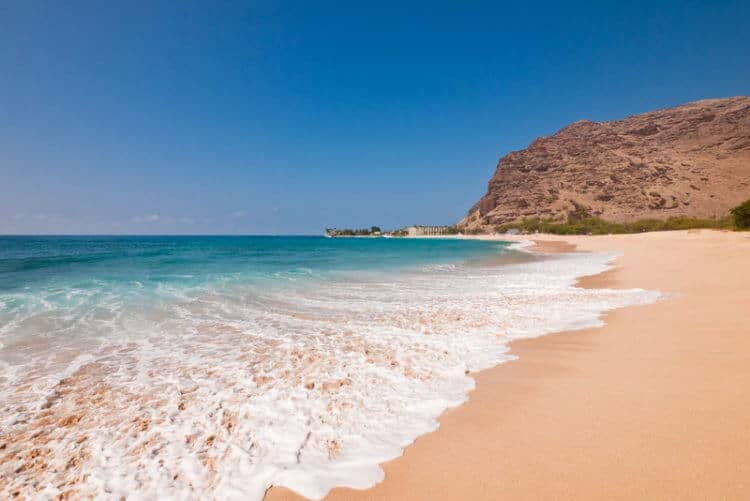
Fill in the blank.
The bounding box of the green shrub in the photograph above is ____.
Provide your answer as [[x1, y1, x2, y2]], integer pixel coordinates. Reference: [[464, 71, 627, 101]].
[[730, 200, 750, 229]]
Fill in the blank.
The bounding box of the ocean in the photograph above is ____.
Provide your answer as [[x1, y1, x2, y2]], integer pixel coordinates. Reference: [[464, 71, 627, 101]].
[[0, 236, 658, 499]]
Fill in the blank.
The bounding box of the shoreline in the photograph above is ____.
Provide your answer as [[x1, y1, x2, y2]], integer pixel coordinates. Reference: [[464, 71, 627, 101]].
[[268, 229, 750, 500]]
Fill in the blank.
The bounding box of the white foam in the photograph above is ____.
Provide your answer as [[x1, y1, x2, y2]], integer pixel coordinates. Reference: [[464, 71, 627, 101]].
[[0, 251, 659, 499], [506, 239, 535, 251]]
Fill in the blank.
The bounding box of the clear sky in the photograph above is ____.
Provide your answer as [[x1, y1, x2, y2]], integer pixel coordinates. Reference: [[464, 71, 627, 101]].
[[1, 1, 748, 234]]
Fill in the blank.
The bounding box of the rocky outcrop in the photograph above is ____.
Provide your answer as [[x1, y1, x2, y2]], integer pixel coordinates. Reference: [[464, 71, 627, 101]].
[[460, 97, 750, 229]]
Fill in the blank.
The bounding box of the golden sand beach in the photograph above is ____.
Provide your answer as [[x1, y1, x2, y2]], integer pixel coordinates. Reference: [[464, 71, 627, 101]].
[[269, 230, 750, 500]]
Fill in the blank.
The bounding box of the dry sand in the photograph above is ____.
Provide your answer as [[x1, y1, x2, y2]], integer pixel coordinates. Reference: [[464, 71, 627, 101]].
[[268, 230, 750, 500]]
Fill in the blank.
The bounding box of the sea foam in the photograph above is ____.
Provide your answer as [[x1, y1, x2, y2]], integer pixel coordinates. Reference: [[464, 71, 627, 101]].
[[0, 248, 658, 499]]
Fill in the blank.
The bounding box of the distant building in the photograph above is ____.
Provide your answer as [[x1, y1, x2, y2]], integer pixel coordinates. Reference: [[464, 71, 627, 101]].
[[406, 225, 453, 236]]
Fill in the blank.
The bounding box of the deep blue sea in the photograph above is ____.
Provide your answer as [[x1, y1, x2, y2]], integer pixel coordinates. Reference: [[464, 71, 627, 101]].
[[0, 235, 657, 499]]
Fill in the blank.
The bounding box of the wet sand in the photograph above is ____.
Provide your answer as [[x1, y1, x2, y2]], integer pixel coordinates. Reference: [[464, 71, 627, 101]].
[[268, 230, 750, 500]]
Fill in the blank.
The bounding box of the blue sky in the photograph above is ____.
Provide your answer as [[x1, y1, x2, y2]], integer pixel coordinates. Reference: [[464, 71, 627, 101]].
[[1, 1, 748, 234]]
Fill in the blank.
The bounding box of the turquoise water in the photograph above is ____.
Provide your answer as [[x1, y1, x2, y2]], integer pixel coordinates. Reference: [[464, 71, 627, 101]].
[[0, 236, 509, 340], [0, 235, 509, 366], [0, 235, 508, 296], [0, 235, 658, 499]]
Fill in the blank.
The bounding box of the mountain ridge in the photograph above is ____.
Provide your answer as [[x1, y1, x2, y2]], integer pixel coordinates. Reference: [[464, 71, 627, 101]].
[[459, 97, 750, 229]]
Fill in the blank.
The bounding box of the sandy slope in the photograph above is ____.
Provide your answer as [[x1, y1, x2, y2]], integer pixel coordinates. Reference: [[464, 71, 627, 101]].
[[268, 230, 750, 500]]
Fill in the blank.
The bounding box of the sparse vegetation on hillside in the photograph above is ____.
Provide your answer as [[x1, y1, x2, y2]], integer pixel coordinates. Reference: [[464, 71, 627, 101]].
[[730, 199, 750, 229], [494, 215, 735, 235], [489, 199, 749, 235]]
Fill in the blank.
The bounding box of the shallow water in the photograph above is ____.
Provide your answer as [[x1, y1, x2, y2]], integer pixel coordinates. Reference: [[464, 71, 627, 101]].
[[0, 236, 658, 499]]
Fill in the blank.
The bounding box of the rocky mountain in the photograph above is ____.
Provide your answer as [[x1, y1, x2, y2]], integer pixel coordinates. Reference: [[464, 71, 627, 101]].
[[460, 97, 750, 229]]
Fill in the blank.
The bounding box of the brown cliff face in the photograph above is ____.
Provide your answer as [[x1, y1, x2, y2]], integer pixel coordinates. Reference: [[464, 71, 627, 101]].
[[460, 97, 750, 229]]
